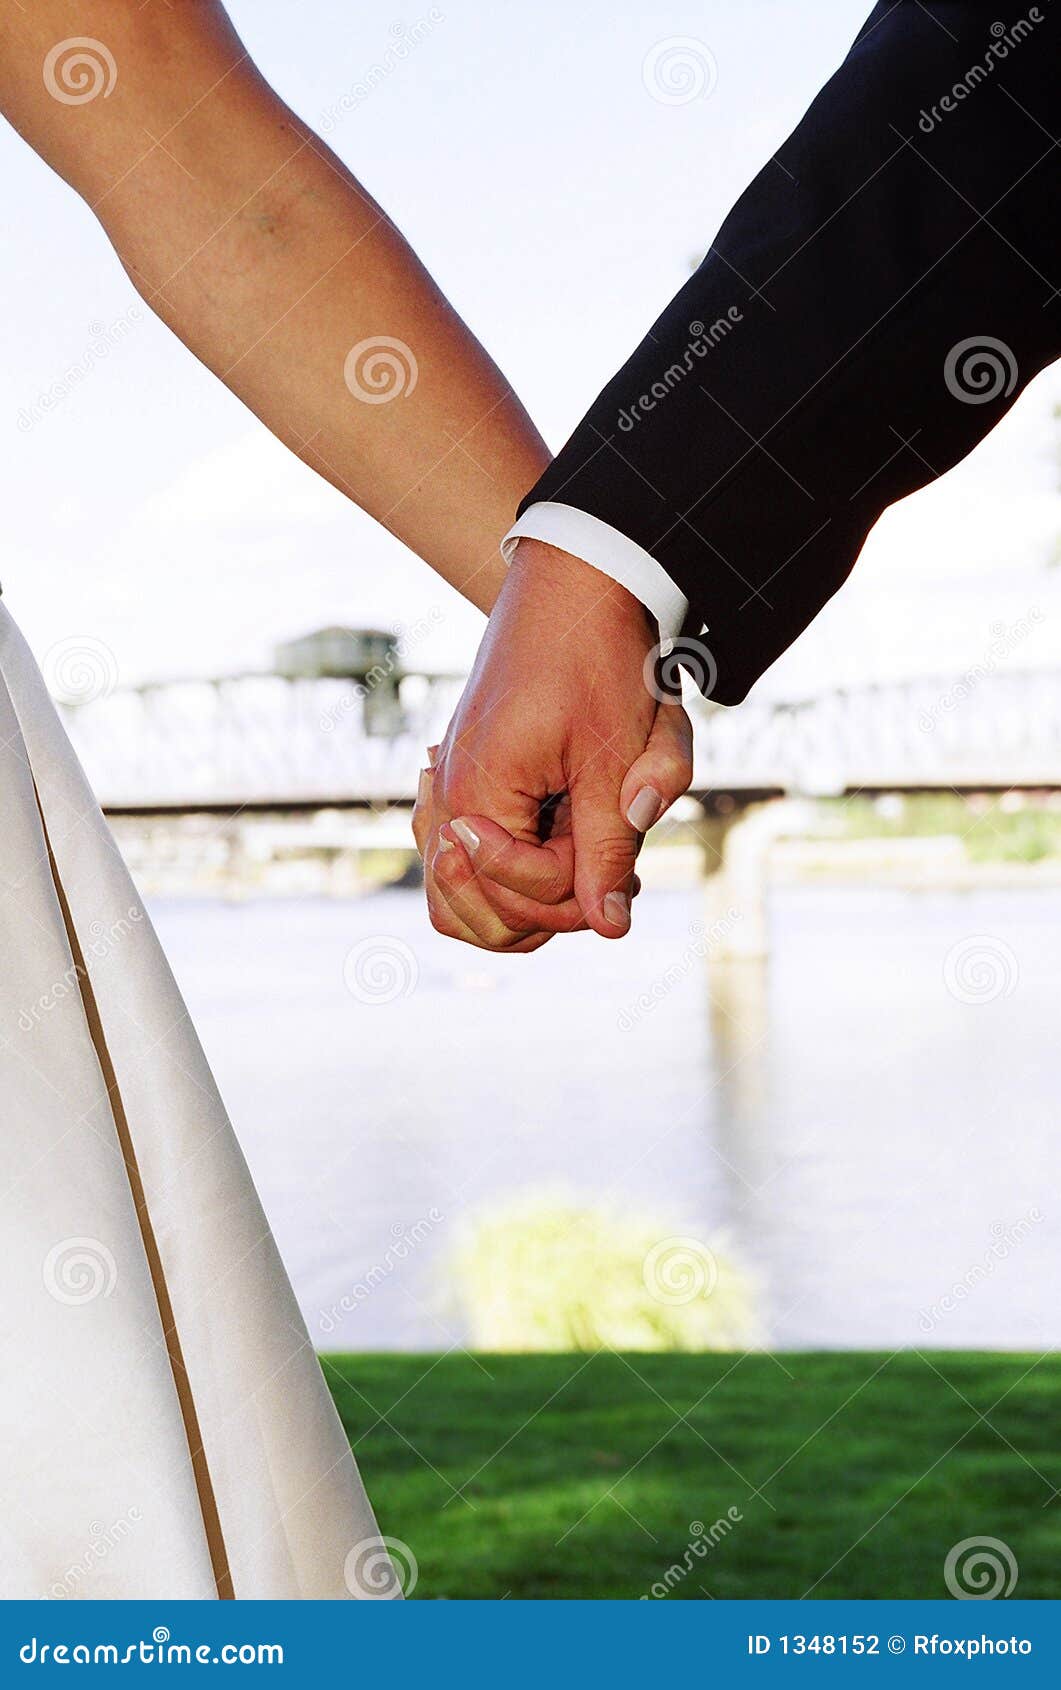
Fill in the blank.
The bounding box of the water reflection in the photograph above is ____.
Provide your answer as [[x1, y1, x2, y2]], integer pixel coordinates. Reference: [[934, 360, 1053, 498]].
[[152, 883, 1059, 1353]]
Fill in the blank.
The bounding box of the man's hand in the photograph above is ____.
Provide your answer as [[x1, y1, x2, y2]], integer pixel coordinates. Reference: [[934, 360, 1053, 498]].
[[412, 539, 694, 950]]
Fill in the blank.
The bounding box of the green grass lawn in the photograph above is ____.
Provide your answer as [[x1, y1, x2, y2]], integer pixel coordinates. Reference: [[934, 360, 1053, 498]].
[[322, 1351, 1060, 1600]]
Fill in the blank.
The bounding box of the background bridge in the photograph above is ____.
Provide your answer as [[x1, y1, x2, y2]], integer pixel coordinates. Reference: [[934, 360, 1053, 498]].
[[61, 654, 1061, 815], [60, 630, 1061, 959]]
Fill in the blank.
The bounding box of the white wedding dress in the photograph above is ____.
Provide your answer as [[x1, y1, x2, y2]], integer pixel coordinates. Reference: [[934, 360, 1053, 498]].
[[0, 601, 392, 1599]]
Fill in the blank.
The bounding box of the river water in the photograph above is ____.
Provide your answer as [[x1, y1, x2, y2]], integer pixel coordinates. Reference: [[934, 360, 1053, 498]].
[[151, 883, 1059, 1353]]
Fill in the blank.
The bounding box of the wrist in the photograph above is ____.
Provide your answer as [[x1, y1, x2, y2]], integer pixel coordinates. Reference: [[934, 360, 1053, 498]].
[[508, 538, 657, 640]]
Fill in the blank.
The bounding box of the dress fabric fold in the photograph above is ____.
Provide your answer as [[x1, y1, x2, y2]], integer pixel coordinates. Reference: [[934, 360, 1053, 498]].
[[0, 602, 390, 1599]]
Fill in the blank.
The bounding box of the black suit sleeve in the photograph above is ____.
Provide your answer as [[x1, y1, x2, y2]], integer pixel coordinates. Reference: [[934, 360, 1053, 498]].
[[519, 0, 1061, 703]]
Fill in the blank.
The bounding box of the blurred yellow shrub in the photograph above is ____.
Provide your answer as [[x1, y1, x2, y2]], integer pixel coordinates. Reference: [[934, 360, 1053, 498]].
[[452, 1195, 760, 1352]]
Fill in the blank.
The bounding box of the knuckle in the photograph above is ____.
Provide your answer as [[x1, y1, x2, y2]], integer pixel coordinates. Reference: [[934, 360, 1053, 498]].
[[525, 863, 566, 902], [473, 900, 524, 946], [437, 775, 477, 821], [463, 910, 515, 951], [485, 925, 521, 951], [589, 836, 637, 882], [431, 846, 461, 886], [436, 748, 486, 817], [493, 894, 547, 936], [596, 832, 636, 867]]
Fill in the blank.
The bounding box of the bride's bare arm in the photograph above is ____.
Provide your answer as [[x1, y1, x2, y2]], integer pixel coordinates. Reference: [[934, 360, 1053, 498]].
[[0, 0, 547, 610]]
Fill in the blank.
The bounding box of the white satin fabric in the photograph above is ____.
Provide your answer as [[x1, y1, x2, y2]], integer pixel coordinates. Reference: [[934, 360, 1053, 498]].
[[0, 603, 391, 1599]]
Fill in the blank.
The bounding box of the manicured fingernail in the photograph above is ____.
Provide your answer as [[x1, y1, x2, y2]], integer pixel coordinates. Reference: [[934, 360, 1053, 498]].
[[451, 818, 481, 855], [604, 891, 630, 930], [436, 835, 455, 854], [626, 786, 662, 831], [427, 744, 440, 768], [417, 769, 430, 806]]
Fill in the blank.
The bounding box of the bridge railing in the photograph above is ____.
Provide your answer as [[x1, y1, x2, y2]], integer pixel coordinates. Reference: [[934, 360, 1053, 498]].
[[58, 665, 1061, 812]]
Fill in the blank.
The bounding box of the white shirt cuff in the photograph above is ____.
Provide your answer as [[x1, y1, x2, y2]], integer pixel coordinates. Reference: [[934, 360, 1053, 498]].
[[501, 502, 689, 647]]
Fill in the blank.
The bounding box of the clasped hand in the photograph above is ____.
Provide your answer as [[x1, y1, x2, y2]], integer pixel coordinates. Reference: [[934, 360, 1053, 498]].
[[412, 540, 693, 951]]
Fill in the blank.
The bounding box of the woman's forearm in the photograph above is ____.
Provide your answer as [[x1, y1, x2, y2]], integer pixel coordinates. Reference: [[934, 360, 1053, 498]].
[[0, 0, 548, 612]]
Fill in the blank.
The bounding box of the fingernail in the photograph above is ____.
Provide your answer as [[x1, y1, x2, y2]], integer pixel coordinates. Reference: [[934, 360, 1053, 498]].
[[451, 818, 481, 855], [626, 786, 662, 831], [436, 836, 455, 854], [417, 769, 430, 806], [427, 744, 440, 768], [603, 891, 630, 930]]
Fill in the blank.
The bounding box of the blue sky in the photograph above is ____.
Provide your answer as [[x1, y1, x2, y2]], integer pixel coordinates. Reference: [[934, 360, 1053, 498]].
[[3, 0, 1059, 697]]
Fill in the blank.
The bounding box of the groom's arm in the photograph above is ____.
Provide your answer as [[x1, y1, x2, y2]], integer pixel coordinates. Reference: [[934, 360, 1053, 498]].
[[507, 0, 1061, 702], [425, 0, 1061, 946]]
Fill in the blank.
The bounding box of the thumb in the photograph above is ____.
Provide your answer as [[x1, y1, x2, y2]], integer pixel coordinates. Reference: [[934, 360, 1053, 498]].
[[571, 766, 639, 939], [619, 699, 695, 833]]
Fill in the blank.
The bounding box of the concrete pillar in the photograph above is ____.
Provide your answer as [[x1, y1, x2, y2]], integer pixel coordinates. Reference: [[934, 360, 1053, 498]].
[[696, 802, 765, 960], [696, 797, 803, 960]]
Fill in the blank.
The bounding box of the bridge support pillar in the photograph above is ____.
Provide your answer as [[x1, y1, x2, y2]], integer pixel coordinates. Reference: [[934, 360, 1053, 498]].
[[697, 798, 805, 961]]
